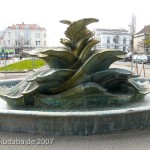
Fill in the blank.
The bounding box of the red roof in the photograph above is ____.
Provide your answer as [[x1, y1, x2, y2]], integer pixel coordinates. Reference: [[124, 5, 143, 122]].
[[7, 22, 46, 31]]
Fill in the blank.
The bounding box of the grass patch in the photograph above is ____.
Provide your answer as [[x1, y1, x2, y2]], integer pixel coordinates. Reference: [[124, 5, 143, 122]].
[[0, 59, 46, 71]]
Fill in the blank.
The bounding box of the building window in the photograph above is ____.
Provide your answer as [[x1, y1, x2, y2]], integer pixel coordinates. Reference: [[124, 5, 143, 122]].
[[44, 33, 46, 38], [8, 32, 11, 37], [113, 36, 119, 43], [24, 40, 30, 45], [24, 26, 30, 30], [35, 33, 40, 38], [107, 37, 110, 44], [24, 33, 31, 38], [8, 40, 10, 45], [123, 38, 126, 44], [44, 41, 46, 46], [15, 40, 20, 46], [123, 47, 126, 51], [15, 32, 20, 38], [27, 40, 30, 45], [115, 46, 119, 49], [16, 26, 20, 29], [36, 41, 40, 46], [18, 41, 20, 45]]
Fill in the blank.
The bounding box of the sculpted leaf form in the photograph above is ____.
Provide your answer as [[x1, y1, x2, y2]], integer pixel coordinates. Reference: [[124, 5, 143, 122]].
[[59, 20, 72, 25], [0, 18, 150, 109], [64, 18, 98, 43]]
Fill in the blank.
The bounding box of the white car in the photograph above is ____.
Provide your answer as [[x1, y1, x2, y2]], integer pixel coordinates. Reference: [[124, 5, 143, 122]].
[[133, 55, 138, 62], [134, 55, 150, 64]]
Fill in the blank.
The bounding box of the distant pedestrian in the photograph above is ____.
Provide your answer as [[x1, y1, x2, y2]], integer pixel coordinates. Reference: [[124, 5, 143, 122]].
[[20, 55, 22, 60]]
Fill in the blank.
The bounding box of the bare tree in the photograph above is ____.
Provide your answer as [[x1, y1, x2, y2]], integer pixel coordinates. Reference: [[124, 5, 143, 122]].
[[14, 36, 31, 58], [129, 14, 136, 50], [14, 36, 24, 59], [129, 14, 136, 73]]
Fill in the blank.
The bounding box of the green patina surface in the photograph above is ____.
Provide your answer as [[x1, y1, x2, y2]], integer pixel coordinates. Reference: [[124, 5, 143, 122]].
[[0, 18, 150, 110]]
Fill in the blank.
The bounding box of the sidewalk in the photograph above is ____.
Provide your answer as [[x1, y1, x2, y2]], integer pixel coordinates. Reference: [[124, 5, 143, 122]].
[[1, 126, 150, 150], [0, 58, 20, 67], [111, 62, 150, 77], [0, 62, 150, 80], [0, 65, 48, 80]]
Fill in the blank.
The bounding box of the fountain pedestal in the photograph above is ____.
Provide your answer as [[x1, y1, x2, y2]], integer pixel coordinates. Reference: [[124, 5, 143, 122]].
[[0, 95, 150, 135]]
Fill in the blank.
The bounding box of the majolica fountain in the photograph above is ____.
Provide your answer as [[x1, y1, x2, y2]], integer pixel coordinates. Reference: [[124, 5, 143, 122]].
[[0, 18, 150, 135]]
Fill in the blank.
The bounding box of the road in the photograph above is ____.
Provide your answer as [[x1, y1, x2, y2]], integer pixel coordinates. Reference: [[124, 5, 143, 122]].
[[114, 61, 150, 69], [111, 61, 150, 77]]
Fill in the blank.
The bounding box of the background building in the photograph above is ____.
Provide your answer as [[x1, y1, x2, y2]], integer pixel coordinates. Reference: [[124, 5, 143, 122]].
[[134, 25, 150, 54], [0, 22, 47, 55], [93, 29, 130, 52]]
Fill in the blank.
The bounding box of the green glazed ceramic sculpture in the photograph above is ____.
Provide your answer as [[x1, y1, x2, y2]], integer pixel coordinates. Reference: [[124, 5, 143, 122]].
[[0, 18, 150, 109]]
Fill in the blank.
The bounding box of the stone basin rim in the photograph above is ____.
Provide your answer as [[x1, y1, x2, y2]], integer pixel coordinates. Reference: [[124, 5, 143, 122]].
[[1, 78, 150, 117], [0, 105, 150, 117]]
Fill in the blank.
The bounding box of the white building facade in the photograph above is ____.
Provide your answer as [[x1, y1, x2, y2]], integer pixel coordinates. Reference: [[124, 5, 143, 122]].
[[93, 29, 130, 52], [0, 22, 47, 54]]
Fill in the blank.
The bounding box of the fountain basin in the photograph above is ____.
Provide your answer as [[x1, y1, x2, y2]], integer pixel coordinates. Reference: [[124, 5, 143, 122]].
[[0, 99, 150, 135], [0, 79, 150, 135]]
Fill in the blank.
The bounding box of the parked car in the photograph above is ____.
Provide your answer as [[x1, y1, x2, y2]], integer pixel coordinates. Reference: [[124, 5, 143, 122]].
[[132, 55, 138, 62], [123, 55, 132, 62], [0, 53, 13, 60], [134, 55, 150, 64], [0, 54, 4, 60], [123, 52, 132, 62]]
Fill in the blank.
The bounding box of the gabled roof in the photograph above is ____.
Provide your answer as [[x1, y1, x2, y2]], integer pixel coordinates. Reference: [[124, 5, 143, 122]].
[[136, 25, 150, 35], [7, 22, 46, 31]]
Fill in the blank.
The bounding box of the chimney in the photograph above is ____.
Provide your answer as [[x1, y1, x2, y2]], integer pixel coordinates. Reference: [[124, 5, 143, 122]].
[[22, 22, 24, 24]]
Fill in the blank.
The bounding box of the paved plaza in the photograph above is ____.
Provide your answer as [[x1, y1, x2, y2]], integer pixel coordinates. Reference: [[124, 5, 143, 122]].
[[1, 128, 150, 150], [0, 61, 150, 80]]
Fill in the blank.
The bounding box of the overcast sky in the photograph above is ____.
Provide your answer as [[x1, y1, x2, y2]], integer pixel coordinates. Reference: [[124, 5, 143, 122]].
[[0, 0, 150, 45]]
